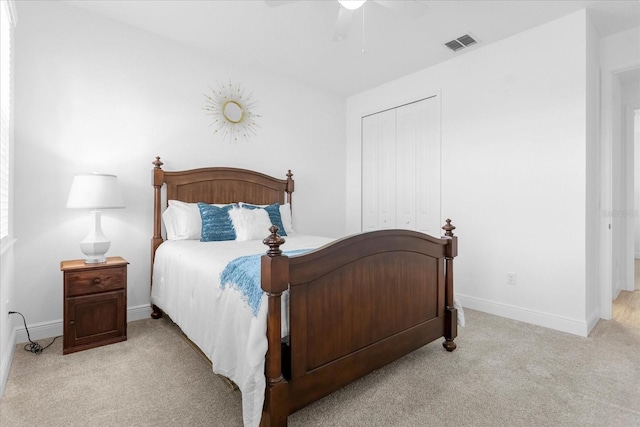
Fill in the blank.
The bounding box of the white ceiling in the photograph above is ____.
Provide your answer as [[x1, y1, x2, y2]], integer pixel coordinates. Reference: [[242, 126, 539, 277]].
[[64, 0, 640, 97]]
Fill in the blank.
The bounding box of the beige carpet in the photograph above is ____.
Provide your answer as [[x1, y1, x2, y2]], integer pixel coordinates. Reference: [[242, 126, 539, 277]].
[[1, 310, 639, 426]]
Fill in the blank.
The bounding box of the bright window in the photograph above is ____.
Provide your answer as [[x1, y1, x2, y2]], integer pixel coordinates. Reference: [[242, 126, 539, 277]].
[[0, 0, 16, 241]]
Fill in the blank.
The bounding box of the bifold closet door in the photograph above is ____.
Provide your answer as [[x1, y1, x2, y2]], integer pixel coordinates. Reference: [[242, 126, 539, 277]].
[[396, 97, 441, 236], [362, 108, 396, 231], [362, 96, 441, 235]]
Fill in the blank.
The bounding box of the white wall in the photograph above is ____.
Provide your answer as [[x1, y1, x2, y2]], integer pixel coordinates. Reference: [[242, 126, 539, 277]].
[[0, 0, 18, 396], [0, 243, 16, 396], [10, 0, 346, 346], [347, 10, 594, 336]]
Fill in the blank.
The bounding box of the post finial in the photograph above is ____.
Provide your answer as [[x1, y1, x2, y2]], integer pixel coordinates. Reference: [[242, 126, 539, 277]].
[[263, 225, 285, 256], [152, 156, 163, 169], [443, 219, 456, 237]]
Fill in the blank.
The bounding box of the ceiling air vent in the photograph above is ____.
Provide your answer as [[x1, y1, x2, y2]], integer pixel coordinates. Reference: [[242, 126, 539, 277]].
[[445, 34, 478, 52]]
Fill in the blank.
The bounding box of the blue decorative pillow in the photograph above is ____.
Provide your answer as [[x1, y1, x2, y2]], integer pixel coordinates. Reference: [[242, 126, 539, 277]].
[[198, 203, 236, 242], [241, 203, 287, 236]]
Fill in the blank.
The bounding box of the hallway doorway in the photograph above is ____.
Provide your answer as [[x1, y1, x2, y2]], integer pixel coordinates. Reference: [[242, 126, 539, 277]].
[[612, 259, 639, 327]]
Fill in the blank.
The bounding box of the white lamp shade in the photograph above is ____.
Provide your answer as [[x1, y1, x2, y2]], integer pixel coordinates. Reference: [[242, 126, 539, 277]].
[[67, 173, 125, 209]]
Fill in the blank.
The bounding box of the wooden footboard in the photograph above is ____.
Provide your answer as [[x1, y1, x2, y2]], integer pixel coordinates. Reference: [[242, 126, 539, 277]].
[[260, 223, 458, 426]]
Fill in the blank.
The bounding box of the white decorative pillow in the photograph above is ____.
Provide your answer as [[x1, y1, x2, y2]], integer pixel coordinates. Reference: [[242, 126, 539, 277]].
[[279, 203, 295, 235], [166, 200, 202, 240], [239, 202, 295, 235], [228, 206, 273, 241]]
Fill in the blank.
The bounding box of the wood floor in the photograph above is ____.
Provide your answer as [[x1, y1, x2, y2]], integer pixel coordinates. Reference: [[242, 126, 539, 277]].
[[612, 259, 640, 328]]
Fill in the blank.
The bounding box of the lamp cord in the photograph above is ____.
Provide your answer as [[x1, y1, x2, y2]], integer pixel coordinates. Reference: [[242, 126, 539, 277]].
[[8, 311, 59, 354]]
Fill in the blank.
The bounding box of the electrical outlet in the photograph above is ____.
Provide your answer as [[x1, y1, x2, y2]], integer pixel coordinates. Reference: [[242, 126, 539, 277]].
[[506, 272, 517, 286]]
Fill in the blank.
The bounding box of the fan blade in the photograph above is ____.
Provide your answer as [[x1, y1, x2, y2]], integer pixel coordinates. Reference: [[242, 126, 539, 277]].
[[332, 6, 354, 42], [375, 0, 428, 19]]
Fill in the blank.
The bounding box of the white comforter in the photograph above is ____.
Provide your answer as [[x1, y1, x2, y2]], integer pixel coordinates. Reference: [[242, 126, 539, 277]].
[[151, 235, 334, 427]]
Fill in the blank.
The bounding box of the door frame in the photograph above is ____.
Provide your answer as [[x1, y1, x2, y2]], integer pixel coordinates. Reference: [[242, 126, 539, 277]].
[[600, 62, 640, 319]]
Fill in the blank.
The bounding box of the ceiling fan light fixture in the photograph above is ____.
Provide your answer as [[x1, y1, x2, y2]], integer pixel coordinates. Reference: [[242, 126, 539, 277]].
[[338, 0, 368, 10]]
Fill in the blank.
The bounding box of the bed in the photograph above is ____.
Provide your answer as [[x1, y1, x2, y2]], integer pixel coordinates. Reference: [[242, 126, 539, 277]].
[[149, 156, 459, 427]]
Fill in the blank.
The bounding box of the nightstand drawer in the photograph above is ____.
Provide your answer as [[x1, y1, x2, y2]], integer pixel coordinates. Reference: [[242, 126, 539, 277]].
[[65, 266, 126, 297]]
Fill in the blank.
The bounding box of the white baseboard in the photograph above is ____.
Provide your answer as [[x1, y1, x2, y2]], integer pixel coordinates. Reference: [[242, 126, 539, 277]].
[[127, 304, 153, 322], [14, 317, 63, 345], [585, 306, 601, 336], [457, 294, 592, 337], [14, 304, 153, 344]]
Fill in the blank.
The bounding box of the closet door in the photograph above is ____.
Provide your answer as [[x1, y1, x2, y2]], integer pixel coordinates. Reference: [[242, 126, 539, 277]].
[[362, 96, 441, 235], [362, 109, 396, 231], [397, 97, 441, 236], [395, 102, 418, 230]]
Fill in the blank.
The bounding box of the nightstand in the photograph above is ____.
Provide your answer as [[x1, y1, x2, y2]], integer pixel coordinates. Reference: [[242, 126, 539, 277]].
[[60, 256, 128, 354]]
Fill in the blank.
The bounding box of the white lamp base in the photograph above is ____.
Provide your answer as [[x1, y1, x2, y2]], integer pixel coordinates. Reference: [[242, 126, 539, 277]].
[[80, 210, 111, 264]]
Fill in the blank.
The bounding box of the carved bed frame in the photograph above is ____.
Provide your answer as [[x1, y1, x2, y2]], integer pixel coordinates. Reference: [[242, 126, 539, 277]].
[[150, 156, 458, 426]]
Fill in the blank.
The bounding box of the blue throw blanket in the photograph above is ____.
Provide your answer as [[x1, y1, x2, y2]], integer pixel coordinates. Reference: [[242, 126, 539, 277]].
[[220, 249, 310, 316]]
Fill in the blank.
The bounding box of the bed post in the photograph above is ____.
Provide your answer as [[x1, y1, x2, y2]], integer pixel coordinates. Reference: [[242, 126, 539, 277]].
[[285, 170, 294, 206], [151, 156, 164, 319], [442, 219, 458, 352], [260, 226, 290, 426]]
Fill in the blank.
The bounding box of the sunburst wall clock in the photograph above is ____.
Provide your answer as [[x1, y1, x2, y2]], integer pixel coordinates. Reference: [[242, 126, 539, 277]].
[[204, 81, 261, 142]]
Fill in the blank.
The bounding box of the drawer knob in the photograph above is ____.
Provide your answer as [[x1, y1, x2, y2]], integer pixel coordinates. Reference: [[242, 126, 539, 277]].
[[92, 278, 101, 285]]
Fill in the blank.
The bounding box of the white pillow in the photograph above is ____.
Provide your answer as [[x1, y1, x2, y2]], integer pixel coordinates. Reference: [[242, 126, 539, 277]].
[[228, 206, 273, 241], [165, 200, 202, 240], [279, 203, 295, 235], [238, 202, 295, 235], [162, 207, 178, 240]]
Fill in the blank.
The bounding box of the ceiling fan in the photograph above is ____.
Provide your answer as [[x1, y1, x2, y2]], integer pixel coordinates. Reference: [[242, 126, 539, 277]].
[[266, 0, 428, 42]]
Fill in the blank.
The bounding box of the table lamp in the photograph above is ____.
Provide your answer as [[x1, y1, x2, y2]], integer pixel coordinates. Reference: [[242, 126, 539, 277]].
[[66, 173, 125, 263]]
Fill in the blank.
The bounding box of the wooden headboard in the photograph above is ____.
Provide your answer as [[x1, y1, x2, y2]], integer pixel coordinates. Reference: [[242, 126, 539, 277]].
[[150, 156, 294, 262]]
